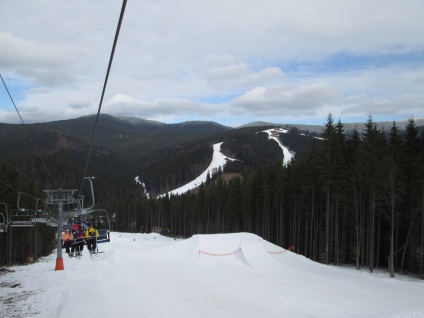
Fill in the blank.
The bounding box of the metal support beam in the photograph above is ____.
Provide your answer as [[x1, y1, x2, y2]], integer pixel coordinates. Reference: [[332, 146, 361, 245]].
[[43, 189, 77, 271]]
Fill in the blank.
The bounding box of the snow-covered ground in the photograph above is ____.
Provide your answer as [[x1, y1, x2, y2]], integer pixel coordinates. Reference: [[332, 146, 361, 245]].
[[1, 232, 424, 318], [159, 132, 292, 198], [263, 128, 294, 166], [159, 142, 236, 197]]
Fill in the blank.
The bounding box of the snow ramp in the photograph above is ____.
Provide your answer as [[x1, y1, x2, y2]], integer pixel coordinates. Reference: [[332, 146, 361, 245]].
[[194, 233, 249, 267], [189, 232, 339, 275], [193, 232, 293, 269], [237, 233, 297, 269], [239, 241, 280, 269]]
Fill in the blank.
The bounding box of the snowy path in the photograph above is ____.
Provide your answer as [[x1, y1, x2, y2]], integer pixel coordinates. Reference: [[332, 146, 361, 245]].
[[160, 142, 236, 197], [263, 128, 294, 166], [158, 131, 292, 197], [1, 232, 424, 318]]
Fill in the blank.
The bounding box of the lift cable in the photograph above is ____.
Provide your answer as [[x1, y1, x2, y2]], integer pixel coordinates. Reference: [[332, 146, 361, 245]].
[[0, 180, 40, 201], [0, 74, 58, 188], [77, 0, 127, 198]]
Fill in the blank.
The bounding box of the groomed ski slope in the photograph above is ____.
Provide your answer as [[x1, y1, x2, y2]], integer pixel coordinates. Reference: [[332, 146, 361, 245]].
[[159, 132, 292, 198], [1, 232, 424, 318], [159, 142, 236, 197]]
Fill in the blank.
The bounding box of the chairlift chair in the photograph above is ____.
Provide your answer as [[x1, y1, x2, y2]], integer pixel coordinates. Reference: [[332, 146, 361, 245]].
[[9, 209, 35, 228], [9, 192, 35, 227], [84, 209, 111, 243], [58, 177, 111, 250], [0, 213, 6, 233], [31, 199, 50, 223], [0, 203, 7, 232]]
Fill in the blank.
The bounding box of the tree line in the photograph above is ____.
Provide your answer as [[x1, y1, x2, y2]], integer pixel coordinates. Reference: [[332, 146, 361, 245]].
[[114, 115, 424, 277], [1, 114, 423, 275]]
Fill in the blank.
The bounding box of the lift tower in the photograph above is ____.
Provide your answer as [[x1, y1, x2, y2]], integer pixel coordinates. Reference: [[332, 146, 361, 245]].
[[44, 189, 77, 270]]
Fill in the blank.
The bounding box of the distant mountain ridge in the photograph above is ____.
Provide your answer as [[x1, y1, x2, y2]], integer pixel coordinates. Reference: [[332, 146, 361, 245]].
[[115, 116, 165, 127], [0, 114, 236, 189], [0, 114, 286, 197], [240, 118, 424, 134], [3, 113, 421, 135], [1, 113, 422, 198], [45, 114, 233, 151]]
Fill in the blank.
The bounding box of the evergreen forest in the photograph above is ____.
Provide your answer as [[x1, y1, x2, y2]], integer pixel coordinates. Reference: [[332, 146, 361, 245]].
[[1, 114, 424, 278], [112, 115, 424, 277]]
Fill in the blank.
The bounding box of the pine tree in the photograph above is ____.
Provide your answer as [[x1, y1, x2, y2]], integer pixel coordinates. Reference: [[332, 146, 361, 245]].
[[318, 113, 338, 264], [385, 121, 405, 277], [402, 118, 422, 273], [346, 128, 364, 268], [360, 116, 387, 272]]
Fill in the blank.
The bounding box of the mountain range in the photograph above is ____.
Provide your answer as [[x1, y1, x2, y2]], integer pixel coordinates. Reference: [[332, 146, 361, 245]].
[[0, 113, 422, 210], [240, 117, 424, 134]]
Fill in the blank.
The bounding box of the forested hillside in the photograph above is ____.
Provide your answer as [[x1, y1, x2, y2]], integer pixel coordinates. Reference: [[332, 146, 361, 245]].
[[116, 115, 424, 277], [0, 114, 234, 199], [1, 114, 424, 277]]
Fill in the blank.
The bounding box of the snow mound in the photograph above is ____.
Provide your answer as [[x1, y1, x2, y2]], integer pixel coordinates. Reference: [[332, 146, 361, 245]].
[[2, 231, 424, 318], [181, 232, 300, 269]]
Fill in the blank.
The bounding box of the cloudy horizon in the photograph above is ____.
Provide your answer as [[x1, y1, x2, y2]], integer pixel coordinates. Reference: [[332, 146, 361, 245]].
[[1, 0, 424, 127]]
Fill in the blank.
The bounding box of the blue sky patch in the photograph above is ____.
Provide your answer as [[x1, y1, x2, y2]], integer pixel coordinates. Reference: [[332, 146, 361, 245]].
[[195, 93, 243, 105], [0, 77, 30, 111], [277, 51, 424, 77]]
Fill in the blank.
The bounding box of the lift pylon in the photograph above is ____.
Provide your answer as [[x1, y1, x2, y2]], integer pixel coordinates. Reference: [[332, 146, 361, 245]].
[[44, 189, 77, 271]]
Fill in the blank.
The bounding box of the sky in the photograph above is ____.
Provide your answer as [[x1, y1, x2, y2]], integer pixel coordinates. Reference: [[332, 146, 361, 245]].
[[1, 1, 424, 127], [1, 231, 424, 318]]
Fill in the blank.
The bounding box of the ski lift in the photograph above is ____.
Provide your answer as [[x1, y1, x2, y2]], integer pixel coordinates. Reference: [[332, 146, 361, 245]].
[[0, 214, 6, 233], [84, 209, 110, 243], [80, 177, 110, 243], [46, 217, 58, 227], [31, 199, 50, 223], [9, 209, 35, 227], [9, 193, 35, 228], [61, 177, 110, 243], [0, 202, 7, 233]]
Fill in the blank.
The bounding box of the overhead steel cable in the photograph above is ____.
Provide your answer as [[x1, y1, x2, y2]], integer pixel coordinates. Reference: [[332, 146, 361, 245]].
[[77, 0, 127, 198], [0, 74, 25, 125], [0, 74, 58, 188], [0, 180, 40, 201]]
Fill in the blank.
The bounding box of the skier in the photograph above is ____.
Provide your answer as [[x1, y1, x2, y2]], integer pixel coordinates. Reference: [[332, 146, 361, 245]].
[[74, 225, 86, 257], [85, 223, 99, 254], [61, 228, 74, 256]]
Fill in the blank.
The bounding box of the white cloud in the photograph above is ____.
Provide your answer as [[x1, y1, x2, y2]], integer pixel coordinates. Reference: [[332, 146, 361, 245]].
[[0, 0, 423, 125], [206, 64, 250, 81], [105, 94, 216, 119], [0, 32, 75, 87], [230, 83, 337, 117]]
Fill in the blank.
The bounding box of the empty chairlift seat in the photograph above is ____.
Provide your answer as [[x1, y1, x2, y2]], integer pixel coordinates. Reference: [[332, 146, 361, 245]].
[[97, 228, 110, 243], [9, 209, 35, 227]]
